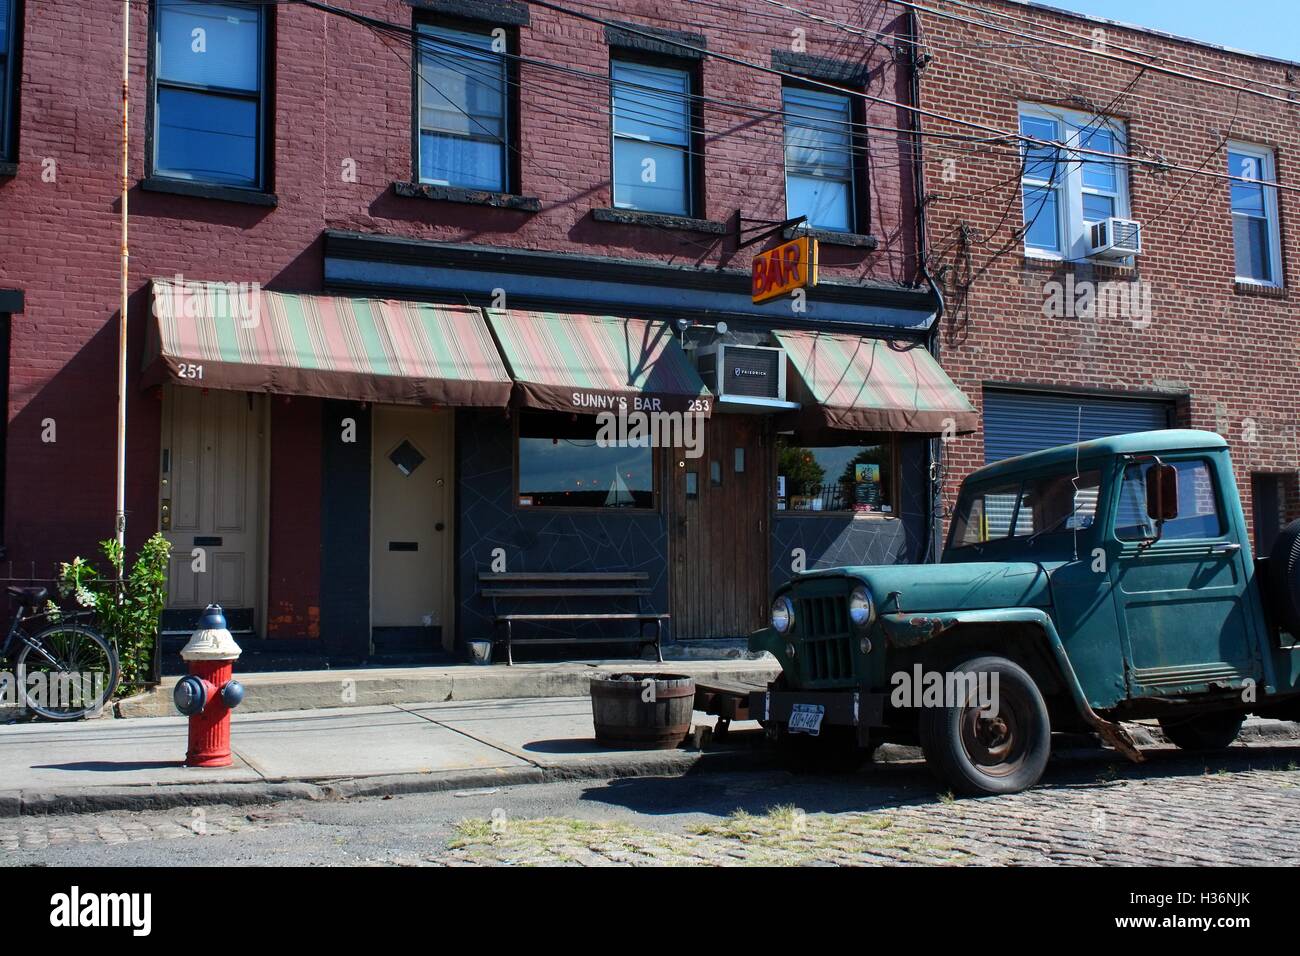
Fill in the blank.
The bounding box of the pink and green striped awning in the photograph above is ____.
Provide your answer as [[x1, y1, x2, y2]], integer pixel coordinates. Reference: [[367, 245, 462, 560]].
[[773, 329, 977, 433], [486, 310, 712, 416], [145, 279, 512, 407]]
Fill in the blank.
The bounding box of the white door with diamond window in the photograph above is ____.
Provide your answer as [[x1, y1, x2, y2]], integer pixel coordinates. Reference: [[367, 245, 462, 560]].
[[370, 406, 453, 643]]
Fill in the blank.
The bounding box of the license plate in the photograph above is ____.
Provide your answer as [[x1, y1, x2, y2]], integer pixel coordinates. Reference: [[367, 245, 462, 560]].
[[788, 703, 825, 736]]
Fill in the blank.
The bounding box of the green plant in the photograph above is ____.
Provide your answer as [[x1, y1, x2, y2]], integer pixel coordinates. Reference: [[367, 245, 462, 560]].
[[49, 533, 171, 693]]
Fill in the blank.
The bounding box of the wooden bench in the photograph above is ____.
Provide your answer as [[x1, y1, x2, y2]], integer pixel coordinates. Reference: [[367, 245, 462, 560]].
[[478, 571, 668, 665]]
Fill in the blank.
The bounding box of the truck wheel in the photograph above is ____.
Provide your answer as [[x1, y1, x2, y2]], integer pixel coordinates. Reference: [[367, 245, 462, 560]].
[[776, 724, 877, 773], [918, 656, 1051, 796], [1158, 712, 1245, 751], [1268, 520, 1300, 638]]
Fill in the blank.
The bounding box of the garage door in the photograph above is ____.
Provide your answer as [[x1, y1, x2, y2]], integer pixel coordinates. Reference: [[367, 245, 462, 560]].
[[983, 390, 1172, 464]]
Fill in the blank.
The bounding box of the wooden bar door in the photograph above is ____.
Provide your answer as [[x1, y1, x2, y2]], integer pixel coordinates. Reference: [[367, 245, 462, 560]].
[[669, 415, 771, 640]]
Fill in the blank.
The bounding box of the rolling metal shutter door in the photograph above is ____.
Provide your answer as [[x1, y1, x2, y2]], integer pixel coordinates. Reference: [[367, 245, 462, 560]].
[[983, 390, 1172, 464]]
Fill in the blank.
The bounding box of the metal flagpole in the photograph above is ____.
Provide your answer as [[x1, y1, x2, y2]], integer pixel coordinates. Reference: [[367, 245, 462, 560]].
[[116, 0, 130, 578]]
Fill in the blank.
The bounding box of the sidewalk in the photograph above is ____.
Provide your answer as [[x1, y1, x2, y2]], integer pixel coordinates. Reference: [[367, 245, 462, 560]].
[[0, 695, 772, 817], [115, 658, 781, 718]]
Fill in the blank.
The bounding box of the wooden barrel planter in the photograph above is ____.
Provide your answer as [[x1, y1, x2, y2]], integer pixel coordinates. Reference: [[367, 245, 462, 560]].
[[589, 673, 696, 749]]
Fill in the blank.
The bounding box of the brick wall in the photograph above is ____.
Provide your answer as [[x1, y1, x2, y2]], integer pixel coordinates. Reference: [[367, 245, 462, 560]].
[[916, 0, 1300, 552], [0, 0, 922, 629]]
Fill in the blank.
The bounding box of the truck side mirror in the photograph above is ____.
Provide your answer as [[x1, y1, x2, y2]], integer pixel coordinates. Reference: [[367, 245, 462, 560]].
[[1145, 463, 1179, 522]]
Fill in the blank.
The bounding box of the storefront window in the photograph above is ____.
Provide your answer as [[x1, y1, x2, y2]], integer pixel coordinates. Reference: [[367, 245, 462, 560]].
[[517, 412, 655, 509], [776, 435, 894, 514]]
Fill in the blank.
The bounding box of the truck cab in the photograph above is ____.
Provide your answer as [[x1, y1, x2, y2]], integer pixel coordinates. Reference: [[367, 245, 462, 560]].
[[751, 430, 1300, 795]]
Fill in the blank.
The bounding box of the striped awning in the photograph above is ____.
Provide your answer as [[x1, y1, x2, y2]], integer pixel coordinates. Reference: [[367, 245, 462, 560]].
[[486, 310, 712, 416], [144, 278, 512, 407], [773, 329, 977, 433]]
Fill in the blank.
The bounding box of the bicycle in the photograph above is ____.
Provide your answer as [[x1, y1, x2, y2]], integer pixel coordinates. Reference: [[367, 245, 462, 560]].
[[1, 586, 120, 720]]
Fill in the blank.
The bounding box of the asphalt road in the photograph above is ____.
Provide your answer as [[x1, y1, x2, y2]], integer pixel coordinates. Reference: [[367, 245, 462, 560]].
[[5, 739, 1299, 866]]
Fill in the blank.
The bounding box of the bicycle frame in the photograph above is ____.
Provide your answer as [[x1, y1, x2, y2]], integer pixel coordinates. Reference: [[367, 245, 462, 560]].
[[2, 605, 70, 671]]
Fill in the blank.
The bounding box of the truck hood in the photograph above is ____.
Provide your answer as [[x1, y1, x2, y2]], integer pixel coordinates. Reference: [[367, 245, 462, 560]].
[[791, 562, 1053, 613]]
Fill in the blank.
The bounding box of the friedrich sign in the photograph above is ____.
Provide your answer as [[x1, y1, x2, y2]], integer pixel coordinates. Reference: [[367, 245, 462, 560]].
[[752, 236, 818, 304]]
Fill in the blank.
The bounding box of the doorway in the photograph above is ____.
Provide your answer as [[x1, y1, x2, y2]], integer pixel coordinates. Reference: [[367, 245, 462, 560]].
[[668, 414, 771, 640], [370, 405, 454, 653], [159, 386, 266, 635]]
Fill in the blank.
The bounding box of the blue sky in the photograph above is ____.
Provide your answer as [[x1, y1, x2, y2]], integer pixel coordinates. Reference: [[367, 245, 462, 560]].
[[1049, 0, 1300, 62]]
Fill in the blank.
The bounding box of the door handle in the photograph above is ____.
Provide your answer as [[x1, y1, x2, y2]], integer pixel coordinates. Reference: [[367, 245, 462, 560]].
[[1209, 542, 1241, 555]]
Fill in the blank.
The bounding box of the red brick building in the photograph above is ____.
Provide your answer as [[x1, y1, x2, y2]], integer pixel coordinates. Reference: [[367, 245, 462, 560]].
[[914, 0, 1300, 549], [0, 0, 975, 661]]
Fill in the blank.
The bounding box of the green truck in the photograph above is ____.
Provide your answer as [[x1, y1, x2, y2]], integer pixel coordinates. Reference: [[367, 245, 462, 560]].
[[750, 429, 1300, 795]]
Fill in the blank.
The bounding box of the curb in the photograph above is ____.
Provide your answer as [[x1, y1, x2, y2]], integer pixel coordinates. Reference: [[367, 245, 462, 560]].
[[0, 746, 778, 818]]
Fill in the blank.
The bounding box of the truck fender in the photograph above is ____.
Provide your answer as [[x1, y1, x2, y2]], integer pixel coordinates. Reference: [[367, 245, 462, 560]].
[[879, 607, 1145, 763]]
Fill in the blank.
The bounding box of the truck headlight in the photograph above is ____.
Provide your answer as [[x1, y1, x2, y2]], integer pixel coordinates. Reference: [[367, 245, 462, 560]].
[[771, 595, 795, 634], [849, 585, 875, 631]]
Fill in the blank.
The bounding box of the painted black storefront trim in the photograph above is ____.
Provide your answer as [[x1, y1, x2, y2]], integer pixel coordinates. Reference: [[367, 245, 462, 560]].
[[0, 290, 22, 313], [320, 400, 372, 659], [323, 228, 935, 329], [0, 162, 16, 178]]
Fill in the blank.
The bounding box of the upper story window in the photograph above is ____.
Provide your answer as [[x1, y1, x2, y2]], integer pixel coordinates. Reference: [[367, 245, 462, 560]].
[[610, 59, 694, 216], [783, 86, 858, 233], [1019, 105, 1129, 259], [416, 22, 511, 192], [1228, 144, 1282, 286], [0, 0, 17, 161], [152, 0, 267, 189]]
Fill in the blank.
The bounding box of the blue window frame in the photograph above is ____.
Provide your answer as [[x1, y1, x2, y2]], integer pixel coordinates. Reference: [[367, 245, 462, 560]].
[[611, 60, 693, 216], [152, 0, 266, 189], [0, 0, 17, 161], [783, 86, 857, 232], [416, 22, 510, 192]]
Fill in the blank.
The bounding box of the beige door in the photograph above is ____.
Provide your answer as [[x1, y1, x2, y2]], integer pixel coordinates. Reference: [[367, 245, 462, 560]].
[[370, 406, 453, 645], [160, 386, 264, 627]]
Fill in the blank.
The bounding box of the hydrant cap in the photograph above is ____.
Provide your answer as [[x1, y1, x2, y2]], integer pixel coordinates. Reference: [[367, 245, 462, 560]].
[[173, 675, 208, 716], [180, 603, 243, 662], [198, 604, 228, 630]]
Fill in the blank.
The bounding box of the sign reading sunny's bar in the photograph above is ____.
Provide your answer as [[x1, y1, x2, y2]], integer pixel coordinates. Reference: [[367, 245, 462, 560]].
[[752, 236, 818, 304], [485, 310, 714, 417]]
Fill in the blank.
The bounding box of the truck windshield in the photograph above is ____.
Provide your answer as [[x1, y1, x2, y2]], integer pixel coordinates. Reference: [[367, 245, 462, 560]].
[[950, 470, 1101, 548]]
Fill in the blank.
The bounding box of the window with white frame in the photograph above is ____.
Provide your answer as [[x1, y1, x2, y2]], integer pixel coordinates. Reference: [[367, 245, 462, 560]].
[[1228, 144, 1282, 286], [1019, 105, 1129, 259]]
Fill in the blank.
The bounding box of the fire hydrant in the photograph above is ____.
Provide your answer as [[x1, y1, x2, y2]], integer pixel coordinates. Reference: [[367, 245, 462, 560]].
[[173, 604, 245, 768]]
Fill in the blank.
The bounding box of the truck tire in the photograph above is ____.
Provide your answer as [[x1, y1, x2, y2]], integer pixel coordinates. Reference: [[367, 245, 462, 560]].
[[776, 724, 877, 773], [918, 656, 1051, 796], [1157, 712, 1245, 751], [1268, 519, 1300, 638]]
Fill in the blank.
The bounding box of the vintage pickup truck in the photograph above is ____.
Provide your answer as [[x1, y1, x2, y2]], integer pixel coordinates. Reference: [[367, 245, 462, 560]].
[[750, 429, 1300, 795]]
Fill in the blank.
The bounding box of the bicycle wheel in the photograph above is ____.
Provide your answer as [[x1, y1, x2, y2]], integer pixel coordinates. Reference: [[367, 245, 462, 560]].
[[15, 623, 120, 720]]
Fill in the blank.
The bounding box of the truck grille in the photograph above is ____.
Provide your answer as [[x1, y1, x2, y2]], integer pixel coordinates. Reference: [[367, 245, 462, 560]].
[[796, 594, 853, 682]]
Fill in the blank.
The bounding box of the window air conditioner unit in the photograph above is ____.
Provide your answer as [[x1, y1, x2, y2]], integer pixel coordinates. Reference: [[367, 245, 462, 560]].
[[1088, 217, 1142, 260], [694, 344, 787, 402]]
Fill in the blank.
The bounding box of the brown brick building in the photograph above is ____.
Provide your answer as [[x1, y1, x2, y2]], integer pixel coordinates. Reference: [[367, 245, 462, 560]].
[[0, 0, 979, 661], [914, 0, 1300, 551]]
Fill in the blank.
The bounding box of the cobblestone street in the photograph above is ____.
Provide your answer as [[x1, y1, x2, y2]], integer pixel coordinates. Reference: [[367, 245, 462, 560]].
[[5, 743, 1298, 867]]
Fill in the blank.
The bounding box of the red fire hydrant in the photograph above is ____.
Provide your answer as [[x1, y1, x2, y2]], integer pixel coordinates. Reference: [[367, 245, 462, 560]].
[[173, 604, 245, 768]]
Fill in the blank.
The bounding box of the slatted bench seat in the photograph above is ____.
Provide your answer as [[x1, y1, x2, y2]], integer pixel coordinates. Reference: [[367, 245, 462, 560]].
[[478, 571, 668, 665]]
